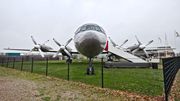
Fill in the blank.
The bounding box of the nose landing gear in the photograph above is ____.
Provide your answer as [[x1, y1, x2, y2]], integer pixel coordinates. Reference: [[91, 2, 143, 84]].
[[86, 58, 95, 75]]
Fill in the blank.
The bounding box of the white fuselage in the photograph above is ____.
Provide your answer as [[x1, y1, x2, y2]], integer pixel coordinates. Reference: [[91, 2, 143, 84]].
[[74, 24, 107, 58]]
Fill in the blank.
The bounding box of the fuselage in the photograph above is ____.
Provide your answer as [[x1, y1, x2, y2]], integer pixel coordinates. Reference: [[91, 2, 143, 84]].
[[74, 23, 107, 58]]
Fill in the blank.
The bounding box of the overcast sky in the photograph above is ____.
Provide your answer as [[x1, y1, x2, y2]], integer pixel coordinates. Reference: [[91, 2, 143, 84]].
[[0, 0, 180, 54]]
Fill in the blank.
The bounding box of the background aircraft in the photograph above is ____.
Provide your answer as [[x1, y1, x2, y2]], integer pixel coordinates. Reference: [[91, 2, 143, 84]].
[[4, 36, 54, 58], [107, 37, 128, 61], [109, 36, 153, 58]]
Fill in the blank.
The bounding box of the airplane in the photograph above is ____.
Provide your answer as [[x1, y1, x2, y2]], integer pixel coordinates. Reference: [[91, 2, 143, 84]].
[[52, 38, 74, 63], [4, 23, 108, 75], [4, 36, 54, 58], [109, 36, 153, 58], [109, 36, 176, 58], [73, 23, 107, 75], [4, 36, 75, 62], [107, 37, 128, 61], [109, 37, 128, 49]]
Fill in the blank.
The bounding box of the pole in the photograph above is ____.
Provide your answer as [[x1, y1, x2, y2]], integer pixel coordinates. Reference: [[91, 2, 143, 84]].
[[46, 57, 48, 76], [21, 57, 23, 71], [68, 57, 70, 81], [2, 57, 4, 67], [31, 57, 33, 73], [13, 57, 15, 69], [7, 57, 9, 68], [101, 58, 104, 88]]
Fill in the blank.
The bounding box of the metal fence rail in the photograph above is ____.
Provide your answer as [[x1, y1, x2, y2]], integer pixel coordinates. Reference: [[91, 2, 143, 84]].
[[162, 56, 180, 101]]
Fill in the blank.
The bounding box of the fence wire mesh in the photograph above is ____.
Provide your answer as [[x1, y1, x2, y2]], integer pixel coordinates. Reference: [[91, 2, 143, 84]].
[[0, 56, 165, 97]]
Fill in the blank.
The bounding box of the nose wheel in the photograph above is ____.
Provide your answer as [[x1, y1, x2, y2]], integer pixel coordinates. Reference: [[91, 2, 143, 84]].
[[86, 58, 95, 75], [86, 67, 94, 75]]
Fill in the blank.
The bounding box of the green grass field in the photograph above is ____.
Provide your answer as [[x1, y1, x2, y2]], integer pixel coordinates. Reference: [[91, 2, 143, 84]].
[[3, 59, 164, 96]]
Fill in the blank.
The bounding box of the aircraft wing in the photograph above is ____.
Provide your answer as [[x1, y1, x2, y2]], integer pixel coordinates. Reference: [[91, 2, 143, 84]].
[[4, 47, 58, 52], [101, 51, 108, 54], [70, 51, 79, 54], [145, 47, 176, 51], [4, 48, 31, 51]]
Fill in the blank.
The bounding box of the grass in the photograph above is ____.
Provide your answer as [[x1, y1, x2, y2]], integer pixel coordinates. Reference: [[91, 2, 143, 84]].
[[0, 67, 126, 100], [2, 59, 164, 96]]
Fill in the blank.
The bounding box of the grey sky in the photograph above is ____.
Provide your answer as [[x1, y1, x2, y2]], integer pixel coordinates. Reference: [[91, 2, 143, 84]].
[[0, 0, 180, 54]]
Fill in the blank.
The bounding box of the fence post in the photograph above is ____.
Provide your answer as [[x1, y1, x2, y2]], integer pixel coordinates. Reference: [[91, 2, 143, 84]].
[[7, 57, 9, 68], [101, 58, 104, 88], [21, 57, 23, 71], [13, 57, 15, 69], [1, 57, 4, 67], [68, 57, 70, 81], [31, 57, 33, 73], [46, 57, 48, 76]]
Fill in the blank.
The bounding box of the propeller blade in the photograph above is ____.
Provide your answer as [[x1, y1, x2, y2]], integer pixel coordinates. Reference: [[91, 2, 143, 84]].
[[119, 39, 128, 47], [28, 48, 35, 54], [53, 49, 60, 58], [43, 40, 49, 45], [143, 49, 149, 58], [132, 48, 139, 55], [64, 49, 71, 57], [65, 38, 73, 47], [31, 36, 37, 45], [38, 48, 44, 58], [53, 38, 61, 46], [135, 36, 142, 45], [145, 40, 153, 46], [109, 37, 117, 47]]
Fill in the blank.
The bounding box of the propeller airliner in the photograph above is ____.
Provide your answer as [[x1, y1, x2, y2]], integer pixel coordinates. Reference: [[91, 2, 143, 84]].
[[3, 23, 176, 75], [4, 23, 107, 75]]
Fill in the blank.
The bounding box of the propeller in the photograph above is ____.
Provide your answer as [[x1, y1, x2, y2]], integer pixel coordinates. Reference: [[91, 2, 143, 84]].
[[53, 38, 73, 58], [132, 36, 153, 58], [28, 36, 49, 58], [109, 37, 128, 49]]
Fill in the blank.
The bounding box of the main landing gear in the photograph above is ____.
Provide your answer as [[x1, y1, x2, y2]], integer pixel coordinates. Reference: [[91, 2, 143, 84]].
[[86, 58, 95, 75]]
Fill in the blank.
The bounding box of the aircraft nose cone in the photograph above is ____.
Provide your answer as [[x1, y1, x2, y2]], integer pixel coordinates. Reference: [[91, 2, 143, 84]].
[[74, 31, 107, 57]]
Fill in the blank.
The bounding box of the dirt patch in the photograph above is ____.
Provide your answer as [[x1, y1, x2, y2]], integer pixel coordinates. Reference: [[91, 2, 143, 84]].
[[0, 76, 39, 101]]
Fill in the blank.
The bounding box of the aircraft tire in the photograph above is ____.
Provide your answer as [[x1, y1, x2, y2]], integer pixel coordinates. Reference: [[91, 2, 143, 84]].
[[91, 67, 94, 75], [86, 67, 90, 75]]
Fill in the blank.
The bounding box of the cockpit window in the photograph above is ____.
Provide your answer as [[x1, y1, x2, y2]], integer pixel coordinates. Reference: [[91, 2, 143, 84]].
[[80, 26, 86, 31], [86, 26, 91, 30], [100, 27, 105, 33], [91, 26, 95, 30], [76, 24, 106, 34], [95, 26, 101, 31]]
